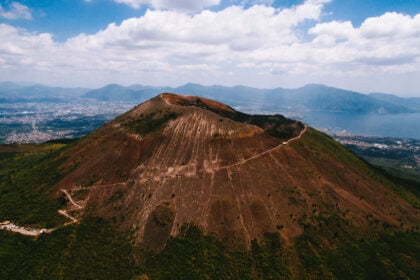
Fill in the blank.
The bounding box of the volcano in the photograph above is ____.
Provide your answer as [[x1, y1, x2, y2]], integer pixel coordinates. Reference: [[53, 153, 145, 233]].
[[54, 93, 418, 250]]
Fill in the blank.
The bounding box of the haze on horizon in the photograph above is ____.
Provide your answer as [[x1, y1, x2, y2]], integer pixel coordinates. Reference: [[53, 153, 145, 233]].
[[1, 0, 420, 97]]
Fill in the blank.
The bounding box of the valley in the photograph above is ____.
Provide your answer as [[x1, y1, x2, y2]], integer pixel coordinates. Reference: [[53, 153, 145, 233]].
[[0, 100, 136, 143]]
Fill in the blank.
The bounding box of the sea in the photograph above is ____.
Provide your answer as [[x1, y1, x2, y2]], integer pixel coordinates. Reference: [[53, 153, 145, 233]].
[[297, 112, 420, 140]]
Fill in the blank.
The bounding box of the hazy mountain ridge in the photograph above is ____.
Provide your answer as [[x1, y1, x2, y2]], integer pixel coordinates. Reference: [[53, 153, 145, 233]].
[[82, 84, 171, 102], [0, 82, 89, 103], [84, 83, 416, 114], [2, 81, 418, 114], [370, 92, 420, 112]]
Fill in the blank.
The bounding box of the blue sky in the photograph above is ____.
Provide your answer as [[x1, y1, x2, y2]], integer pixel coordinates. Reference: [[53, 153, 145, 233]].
[[1, 0, 420, 96], [5, 0, 420, 41]]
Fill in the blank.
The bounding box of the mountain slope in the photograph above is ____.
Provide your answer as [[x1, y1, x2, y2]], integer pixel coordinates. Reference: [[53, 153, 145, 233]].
[[275, 84, 410, 113], [82, 84, 169, 102], [370, 92, 420, 112], [51, 93, 418, 250], [1, 93, 419, 279], [0, 82, 88, 102]]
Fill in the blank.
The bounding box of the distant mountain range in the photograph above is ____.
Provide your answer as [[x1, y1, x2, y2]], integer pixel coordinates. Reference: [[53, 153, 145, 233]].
[[369, 92, 420, 112], [0, 82, 88, 103], [1, 81, 419, 114], [83, 83, 419, 114]]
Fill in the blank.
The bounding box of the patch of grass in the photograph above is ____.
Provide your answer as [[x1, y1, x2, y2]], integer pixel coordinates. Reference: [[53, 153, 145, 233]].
[[251, 232, 292, 279], [0, 144, 69, 228], [297, 231, 420, 280], [124, 112, 179, 135], [294, 128, 420, 209], [288, 196, 299, 205], [139, 224, 254, 279], [108, 189, 124, 204], [0, 217, 134, 280], [285, 188, 300, 194]]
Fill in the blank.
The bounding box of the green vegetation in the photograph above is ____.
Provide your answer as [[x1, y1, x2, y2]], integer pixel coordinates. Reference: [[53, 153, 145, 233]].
[[341, 137, 420, 195], [1, 219, 418, 279], [0, 217, 134, 280], [0, 144, 69, 228], [139, 224, 253, 279], [294, 128, 369, 170], [250, 233, 292, 279], [235, 114, 304, 140], [124, 112, 178, 135], [293, 129, 420, 209], [353, 154, 420, 208], [297, 231, 420, 280], [369, 159, 420, 186], [246, 115, 304, 139]]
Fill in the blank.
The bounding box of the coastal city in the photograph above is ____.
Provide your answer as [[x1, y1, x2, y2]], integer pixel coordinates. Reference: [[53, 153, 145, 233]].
[[1, 100, 136, 143], [332, 133, 420, 174]]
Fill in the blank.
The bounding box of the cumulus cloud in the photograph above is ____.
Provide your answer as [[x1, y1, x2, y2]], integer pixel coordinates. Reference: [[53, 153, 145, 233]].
[[67, 3, 326, 51], [0, 24, 56, 69], [308, 12, 420, 67], [0, 0, 420, 94], [360, 12, 420, 38], [113, 0, 148, 9], [114, 0, 220, 11], [0, 1, 32, 20], [239, 0, 274, 6]]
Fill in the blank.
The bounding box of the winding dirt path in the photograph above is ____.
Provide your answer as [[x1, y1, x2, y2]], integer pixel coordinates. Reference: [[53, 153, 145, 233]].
[[58, 210, 78, 223], [0, 189, 83, 236], [61, 189, 83, 209], [0, 223, 42, 236]]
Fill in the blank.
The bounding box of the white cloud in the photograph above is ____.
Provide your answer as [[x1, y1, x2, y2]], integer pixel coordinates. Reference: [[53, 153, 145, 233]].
[[0, 24, 56, 70], [307, 12, 420, 68], [66, 3, 325, 52], [0, 2, 32, 20], [360, 12, 420, 38], [0, 1, 420, 95], [239, 0, 274, 6], [114, 0, 220, 11], [113, 0, 147, 9]]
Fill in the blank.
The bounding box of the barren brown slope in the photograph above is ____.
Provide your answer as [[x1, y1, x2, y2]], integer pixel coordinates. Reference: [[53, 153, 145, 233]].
[[54, 93, 419, 249]]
